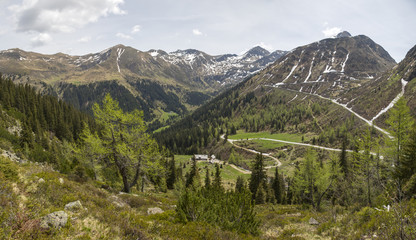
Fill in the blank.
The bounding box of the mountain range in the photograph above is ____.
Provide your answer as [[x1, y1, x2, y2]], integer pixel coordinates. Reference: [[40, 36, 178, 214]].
[[0, 45, 286, 124], [1, 31, 415, 137], [156, 31, 416, 153]]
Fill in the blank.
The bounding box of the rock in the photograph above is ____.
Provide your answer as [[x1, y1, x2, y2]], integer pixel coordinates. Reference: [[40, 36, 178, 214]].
[[336, 31, 352, 38], [40, 211, 68, 229], [147, 207, 164, 215], [309, 217, 319, 225], [38, 178, 45, 183], [59, 178, 64, 184], [109, 195, 126, 208], [64, 200, 83, 212]]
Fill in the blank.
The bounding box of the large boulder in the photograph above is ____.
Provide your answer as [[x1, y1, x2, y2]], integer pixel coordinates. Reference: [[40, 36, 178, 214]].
[[64, 200, 83, 212], [40, 211, 68, 229]]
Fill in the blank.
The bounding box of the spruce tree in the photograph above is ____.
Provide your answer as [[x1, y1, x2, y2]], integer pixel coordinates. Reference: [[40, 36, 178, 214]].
[[339, 136, 349, 178], [213, 163, 222, 190], [255, 182, 266, 204], [186, 158, 199, 188], [398, 127, 416, 197], [249, 153, 266, 200], [272, 167, 282, 204], [386, 97, 414, 170], [205, 168, 211, 188], [235, 176, 245, 192], [166, 156, 176, 189]]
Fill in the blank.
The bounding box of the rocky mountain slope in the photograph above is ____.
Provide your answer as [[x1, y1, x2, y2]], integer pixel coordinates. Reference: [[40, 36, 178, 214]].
[[156, 32, 411, 152], [0, 45, 286, 123], [342, 43, 416, 126], [249, 32, 395, 97], [241, 32, 402, 124]]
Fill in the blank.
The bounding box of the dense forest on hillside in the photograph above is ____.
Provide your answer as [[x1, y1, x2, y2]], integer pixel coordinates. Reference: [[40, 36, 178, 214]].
[[0, 76, 96, 143], [0, 75, 98, 173]]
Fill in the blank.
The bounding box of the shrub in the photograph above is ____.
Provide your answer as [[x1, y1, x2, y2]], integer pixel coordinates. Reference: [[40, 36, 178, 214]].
[[0, 156, 19, 181], [176, 187, 260, 235]]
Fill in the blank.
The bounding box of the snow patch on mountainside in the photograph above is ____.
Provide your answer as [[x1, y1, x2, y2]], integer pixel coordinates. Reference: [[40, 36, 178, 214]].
[[116, 48, 125, 73], [73, 48, 111, 67], [304, 55, 315, 82], [370, 79, 408, 123], [152, 47, 287, 85], [341, 52, 349, 73]]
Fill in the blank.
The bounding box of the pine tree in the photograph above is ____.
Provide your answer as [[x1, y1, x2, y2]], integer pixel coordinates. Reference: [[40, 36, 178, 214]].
[[354, 128, 374, 206], [272, 167, 282, 204], [386, 97, 414, 170], [166, 156, 176, 189], [235, 176, 245, 192], [228, 149, 236, 164], [20, 121, 34, 148], [339, 136, 349, 178], [398, 127, 416, 197], [213, 163, 222, 190], [204, 168, 211, 188], [255, 182, 266, 204], [186, 158, 199, 188], [249, 153, 266, 200]]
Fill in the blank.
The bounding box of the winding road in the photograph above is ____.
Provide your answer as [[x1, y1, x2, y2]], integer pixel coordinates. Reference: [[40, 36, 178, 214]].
[[265, 78, 408, 139], [220, 134, 354, 174]]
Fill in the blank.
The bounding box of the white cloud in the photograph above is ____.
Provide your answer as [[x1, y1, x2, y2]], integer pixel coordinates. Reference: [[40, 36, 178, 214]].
[[257, 42, 274, 52], [322, 27, 342, 38], [192, 29, 202, 36], [116, 32, 132, 39], [9, 0, 126, 34], [131, 25, 141, 33], [77, 36, 92, 43], [31, 33, 52, 47]]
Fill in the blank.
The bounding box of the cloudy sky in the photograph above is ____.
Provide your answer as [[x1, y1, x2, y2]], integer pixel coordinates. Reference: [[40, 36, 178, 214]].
[[0, 0, 415, 61]]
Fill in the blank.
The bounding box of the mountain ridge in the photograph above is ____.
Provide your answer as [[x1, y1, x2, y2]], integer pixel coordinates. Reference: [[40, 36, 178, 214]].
[[0, 45, 287, 124]]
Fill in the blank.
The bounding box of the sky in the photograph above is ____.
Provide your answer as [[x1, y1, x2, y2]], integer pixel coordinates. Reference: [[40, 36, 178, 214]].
[[0, 0, 415, 62]]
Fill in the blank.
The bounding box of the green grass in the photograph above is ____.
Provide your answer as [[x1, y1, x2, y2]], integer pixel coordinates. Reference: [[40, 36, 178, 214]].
[[228, 131, 307, 143], [159, 111, 178, 123], [235, 139, 286, 152]]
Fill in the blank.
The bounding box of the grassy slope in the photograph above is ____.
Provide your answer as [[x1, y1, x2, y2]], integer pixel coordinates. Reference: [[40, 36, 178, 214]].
[[228, 131, 308, 142], [0, 155, 256, 240], [2, 152, 414, 240]]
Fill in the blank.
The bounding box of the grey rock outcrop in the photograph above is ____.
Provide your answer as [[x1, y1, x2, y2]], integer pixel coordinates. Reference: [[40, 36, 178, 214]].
[[40, 211, 68, 229], [336, 31, 352, 38], [147, 207, 164, 215], [64, 200, 83, 212], [109, 195, 126, 208]]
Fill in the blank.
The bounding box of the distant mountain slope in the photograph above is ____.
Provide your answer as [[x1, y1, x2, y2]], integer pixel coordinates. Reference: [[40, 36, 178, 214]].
[[342, 43, 416, 126], [156, 33, 405, 153], [239, 33, 400, 122], [0, 45, 287, 123], [247, 33, 396, 97]]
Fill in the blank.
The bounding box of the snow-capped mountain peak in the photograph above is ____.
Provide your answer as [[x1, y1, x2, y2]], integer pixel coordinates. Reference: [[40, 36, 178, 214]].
[[144, 46, 287, 85]]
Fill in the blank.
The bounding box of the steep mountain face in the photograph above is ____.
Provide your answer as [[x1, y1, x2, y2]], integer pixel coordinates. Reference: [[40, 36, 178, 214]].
[[0, 45, 286, 124], [250, 34, 396, 98], [156, 33, 404, 152], [344, 43, 416, 126]]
